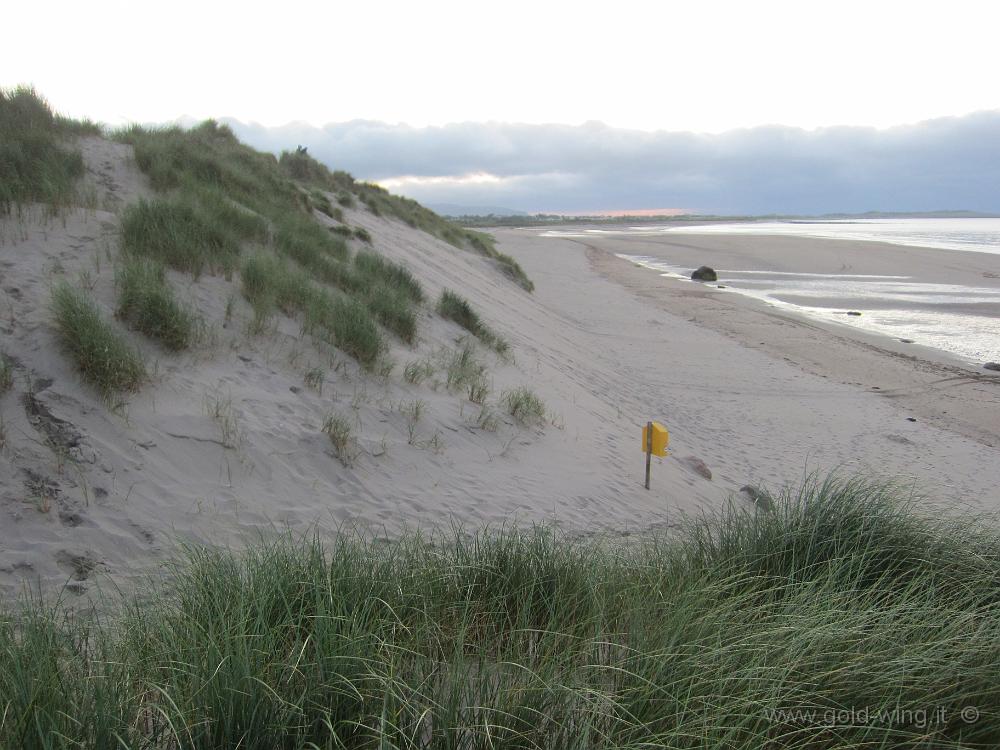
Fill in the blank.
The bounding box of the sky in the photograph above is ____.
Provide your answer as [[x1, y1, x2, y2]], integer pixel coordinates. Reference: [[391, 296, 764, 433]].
[[5, 0, 1000, 213]]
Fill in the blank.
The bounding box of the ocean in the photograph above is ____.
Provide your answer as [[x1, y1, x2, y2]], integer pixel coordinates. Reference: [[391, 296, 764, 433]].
[[544, 219, 1000, 365]]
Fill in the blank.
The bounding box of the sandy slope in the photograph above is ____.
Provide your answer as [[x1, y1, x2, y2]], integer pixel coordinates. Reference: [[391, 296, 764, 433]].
[[0, 140, 682, 599]]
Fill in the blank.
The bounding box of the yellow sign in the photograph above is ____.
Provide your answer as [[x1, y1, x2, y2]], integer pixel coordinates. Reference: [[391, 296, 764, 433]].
[[642, 422, 669, 457]]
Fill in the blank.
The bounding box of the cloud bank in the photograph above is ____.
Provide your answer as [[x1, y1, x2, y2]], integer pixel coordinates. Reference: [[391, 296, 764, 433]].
[[226, 113, 1000, 215]]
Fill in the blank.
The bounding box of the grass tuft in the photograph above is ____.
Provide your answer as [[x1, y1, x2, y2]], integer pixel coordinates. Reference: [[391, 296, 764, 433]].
[[115, 257, 196, 350], [0, 85, 89, 215], [437, 289, 509, 355], [120, 199, 240, 277], [322, 412, 355, 465], [501, 386, 546, 425], [0, 355, 12, 394], [51, 282, 145, 394]]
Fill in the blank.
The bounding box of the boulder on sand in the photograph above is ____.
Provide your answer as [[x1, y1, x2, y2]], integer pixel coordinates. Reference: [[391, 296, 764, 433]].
[[691, 265, 717, 281], [985, 362, 1000, 372]]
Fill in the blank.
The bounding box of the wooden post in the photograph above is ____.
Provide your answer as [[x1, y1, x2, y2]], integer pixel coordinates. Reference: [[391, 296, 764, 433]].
[[645, 420, 653, 490]]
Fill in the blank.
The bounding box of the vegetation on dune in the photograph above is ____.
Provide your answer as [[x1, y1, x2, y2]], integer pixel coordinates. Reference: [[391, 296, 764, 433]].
[[240, 253, 384, 366], [0, 355, 13, 394], [50, 282, 145, 394], [0, 86, 98, 216], [276, 146, 533, 291], [120, 199, 240, 277], [115, 257, 197, 350], [3, 90, 513, 372], [4, 475, 1000, 747], [120, 125, 439, 360], [437, 289, 509, 355], [501, 385, 546, 425]]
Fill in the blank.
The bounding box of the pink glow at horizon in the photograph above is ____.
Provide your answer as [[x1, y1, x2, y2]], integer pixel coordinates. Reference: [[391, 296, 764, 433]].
[[546, 208, 695, 217]]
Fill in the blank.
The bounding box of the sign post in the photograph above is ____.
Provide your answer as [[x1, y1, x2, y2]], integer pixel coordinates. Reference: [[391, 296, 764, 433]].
[[641, 421, 669, 490], [645, 421, 653, 489]]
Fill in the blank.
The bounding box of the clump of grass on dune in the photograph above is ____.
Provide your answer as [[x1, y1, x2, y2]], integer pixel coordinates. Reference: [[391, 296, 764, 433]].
[[0, 355, 13, 394], [241, 254, 384, 366], [363, 285, 417, 343], [240, 253, 309, 317], [6, 475, 1000, 748], [437, 289, 509, 355], [303, 293, 383, 366], [120, 198, 240, 277], [51, 282, 145, 394], [115, 257, 196, 350], [354, 250, 424, 303], [120, 120, 298, 211], [501, 385, 546, 425], [0, 86, 92, 216]]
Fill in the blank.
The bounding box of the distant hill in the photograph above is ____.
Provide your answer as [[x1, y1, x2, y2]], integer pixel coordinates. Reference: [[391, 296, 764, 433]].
[[427, 203, 527, 218]]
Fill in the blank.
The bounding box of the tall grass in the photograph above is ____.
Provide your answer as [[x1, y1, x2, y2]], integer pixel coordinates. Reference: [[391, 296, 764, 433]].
[[115, 257, 196, 350], [437, 289, 509, 354], [0, 86, 92, 216], [304, 294, 384, 366], [120, 199, 240, 277], [51, 282, 145, 394], [4, 476, 1000, 747]]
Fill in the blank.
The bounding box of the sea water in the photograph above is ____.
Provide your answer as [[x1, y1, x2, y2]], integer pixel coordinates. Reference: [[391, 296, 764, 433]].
[[543, 219, 1000, 364]]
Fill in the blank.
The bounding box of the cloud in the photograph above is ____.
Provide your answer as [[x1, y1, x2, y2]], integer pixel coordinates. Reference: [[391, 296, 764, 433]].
[[226, 113, 1000, 214]]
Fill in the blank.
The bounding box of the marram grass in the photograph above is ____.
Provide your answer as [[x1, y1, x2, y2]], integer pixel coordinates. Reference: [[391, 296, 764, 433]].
[[50, 282, 145, 395], [3, 475, 1000, 748]]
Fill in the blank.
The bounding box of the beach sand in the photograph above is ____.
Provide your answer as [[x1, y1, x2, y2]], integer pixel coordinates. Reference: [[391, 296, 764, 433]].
[[490, 226, 1000, 505], [2, 142, 999, 597]]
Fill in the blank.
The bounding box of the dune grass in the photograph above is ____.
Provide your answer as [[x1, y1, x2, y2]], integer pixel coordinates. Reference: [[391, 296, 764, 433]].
[[4, 475, 1000, 748], [437, 289, 509, 355], [0, 86, 94, 216], [501, 386, 546, 425], [120, 120, 299, 211], [118, 119, 519, 362], [51, 282, 145, 394], [0, 355, 12, 394], [276, 150, 532, 291], [120, 199, 240, 277], [115, 257, 196, 350], [354, 250, 424, 303]]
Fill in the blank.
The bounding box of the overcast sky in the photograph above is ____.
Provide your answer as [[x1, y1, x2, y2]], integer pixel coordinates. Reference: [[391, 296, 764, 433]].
[[5, 0, 999, 213]]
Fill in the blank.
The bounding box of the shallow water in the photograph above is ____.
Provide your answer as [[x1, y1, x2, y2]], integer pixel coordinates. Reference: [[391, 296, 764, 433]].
[[616, 254, 1000, 365], [539, 218, 1000, 365], [544, 218, 1000, 257]]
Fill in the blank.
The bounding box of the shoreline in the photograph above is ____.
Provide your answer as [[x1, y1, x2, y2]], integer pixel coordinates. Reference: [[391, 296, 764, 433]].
[[575, 233, 1000, 448]]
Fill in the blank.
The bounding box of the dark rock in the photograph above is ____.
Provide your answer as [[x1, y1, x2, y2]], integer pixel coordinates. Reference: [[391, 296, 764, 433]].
[[289, 386, 301, 394], [716, 284, 727, 288], [680, 455, 712, 480], [899, 338, 915, 344], [846, 311, 862, 316], [984, 362, 1000, 372], [691, 266, 718, 282], [906, 417, 917, 422]]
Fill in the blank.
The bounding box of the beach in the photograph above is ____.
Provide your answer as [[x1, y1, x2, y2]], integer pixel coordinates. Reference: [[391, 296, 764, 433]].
[[489, 226, 1000, 509]]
